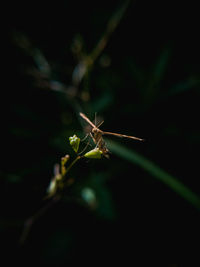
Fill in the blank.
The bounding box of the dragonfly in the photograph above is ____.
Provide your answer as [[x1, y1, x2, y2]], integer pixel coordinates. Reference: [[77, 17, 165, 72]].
[[79, 112, 144, 158]]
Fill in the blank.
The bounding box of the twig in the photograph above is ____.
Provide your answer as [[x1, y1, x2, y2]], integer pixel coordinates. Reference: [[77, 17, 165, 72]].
[[89, 0, 130, 64], [19, 196, 60, 245]]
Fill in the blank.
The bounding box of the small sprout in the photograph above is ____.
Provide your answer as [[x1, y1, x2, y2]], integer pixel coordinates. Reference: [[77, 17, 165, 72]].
[[61, 154, 70, 176], [61, 154, 70, 165], [69, 135, 80, 153], [47, 178, 57, 197], [55, 173, 62, 181], [84, 147, 102, 159], [53, 163, 62, 181], [54, 163, 60, 176]]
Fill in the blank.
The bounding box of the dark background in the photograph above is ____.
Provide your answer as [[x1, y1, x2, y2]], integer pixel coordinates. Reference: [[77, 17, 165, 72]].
[[2, 0, 200, 263]]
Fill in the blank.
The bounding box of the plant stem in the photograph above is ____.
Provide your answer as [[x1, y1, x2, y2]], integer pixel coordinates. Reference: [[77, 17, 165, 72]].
[[65, 155, 81, 175], [19, 196, 60, 245]]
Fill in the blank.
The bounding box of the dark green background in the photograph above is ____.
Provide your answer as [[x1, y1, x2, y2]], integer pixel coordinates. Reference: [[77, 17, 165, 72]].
[[3, 0, 200, 263]]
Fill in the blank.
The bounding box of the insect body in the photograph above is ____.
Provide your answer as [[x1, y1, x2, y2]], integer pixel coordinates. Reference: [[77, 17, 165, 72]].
[[92, 127, 110, 157], [80, 112, 144, 158]]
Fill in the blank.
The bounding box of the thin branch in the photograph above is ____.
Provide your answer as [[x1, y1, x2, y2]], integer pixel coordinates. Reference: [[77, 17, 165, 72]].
[[19, 196, 60, 245], [89, 0, 130, 64]]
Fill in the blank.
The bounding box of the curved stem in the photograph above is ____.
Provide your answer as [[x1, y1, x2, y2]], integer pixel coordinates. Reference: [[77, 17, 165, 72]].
[[65, 155, 81, 174], [19, 196, 60, 245]]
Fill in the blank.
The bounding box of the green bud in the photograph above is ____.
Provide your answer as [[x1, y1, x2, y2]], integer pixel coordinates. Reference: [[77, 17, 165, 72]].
[[69, 135, 80, 153], [84, 147, 102, 159], [61, 154, 70, 165], [61, 155, 70, 176]]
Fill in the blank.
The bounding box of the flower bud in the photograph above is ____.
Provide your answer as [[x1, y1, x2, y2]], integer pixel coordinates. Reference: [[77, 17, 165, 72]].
[[69, 135, 80, 153], [84, 147, 102, 159], [61, 154, 70, 176]]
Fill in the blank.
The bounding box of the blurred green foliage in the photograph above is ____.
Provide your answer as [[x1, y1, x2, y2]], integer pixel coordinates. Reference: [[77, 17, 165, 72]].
[[3, 0, 200, 263]]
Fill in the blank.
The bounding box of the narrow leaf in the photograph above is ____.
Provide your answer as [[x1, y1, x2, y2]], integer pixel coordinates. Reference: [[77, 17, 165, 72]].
[[106, 139, 200, 210]]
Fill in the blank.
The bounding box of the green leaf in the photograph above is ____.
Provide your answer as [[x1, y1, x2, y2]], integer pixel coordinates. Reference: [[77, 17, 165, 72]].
[[106, 139, 200, 210]]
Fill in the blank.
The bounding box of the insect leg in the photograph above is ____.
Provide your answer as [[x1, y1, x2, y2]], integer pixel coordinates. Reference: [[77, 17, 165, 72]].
[[78, 139, 92, 155], [81, 133, 89, 142], [95, 112, 97, 126], [89, 132, 97, 145]]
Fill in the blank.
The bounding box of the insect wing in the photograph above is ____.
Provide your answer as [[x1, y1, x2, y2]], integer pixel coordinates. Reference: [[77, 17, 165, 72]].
[[79, 112, 96, 129]]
